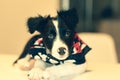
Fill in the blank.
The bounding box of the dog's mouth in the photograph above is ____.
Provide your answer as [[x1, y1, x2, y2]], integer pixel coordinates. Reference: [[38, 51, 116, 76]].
[[53, 50, 69, 60], [52, 53, 69, 60]]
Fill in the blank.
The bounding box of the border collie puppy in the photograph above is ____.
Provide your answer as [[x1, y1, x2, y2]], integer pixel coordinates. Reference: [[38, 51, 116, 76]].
[[14, 9, 91, 80]]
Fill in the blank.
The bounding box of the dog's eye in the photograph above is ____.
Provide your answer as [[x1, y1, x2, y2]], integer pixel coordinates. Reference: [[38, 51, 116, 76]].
[[65, 30, 71, 37], [48, 34, 54, 39]]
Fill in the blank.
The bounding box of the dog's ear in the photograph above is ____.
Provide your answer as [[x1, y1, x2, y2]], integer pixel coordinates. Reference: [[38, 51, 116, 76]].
[[27, 15, 50, 34], [58, 8, 79, 30]]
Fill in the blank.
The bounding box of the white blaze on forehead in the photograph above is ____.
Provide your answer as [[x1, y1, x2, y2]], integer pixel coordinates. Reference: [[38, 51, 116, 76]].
[[52, 20, 59, 33], [52, 20, 69, 60]]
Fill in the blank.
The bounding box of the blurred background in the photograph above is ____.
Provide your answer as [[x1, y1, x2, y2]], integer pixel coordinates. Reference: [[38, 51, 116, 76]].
[[0, 0, 120, 62]]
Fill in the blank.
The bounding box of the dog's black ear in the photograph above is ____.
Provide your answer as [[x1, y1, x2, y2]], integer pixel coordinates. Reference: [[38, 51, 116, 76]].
[[58, 8, 79, 30], [27, 16, 44, 34], [27, 15, 51, 34]]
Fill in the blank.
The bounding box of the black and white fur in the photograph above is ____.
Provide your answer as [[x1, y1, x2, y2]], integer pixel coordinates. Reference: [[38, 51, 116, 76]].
[[14, 9, 87, 80]]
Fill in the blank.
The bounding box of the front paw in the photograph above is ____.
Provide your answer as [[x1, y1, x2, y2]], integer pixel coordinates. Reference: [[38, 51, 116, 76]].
[[28, 68, 44, 80], [41, 71, 50, 80], [42, 69, 57, 80]]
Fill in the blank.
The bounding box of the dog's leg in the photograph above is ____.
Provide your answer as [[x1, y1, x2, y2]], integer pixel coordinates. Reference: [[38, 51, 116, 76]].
[[42, 63, 86, 80], [28, 57, 47, 80]]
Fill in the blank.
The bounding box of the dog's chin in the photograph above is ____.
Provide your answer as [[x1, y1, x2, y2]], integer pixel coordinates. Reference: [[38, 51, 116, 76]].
[[52, 53, 69, 60]]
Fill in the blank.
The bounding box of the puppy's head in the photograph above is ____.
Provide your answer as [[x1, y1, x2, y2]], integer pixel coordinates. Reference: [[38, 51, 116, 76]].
[[27, 9, 79, 60]]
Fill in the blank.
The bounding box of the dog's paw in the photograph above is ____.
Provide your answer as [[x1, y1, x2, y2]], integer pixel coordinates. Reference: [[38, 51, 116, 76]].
[[43, 68, 58, 80], [41, 71, 50, 80], [42, 71, 58, 80], [28, 68, 44, 80]]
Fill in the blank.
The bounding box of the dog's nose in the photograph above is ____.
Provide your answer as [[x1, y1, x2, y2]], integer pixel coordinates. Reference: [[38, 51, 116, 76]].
[[57, 47, 66, 55]]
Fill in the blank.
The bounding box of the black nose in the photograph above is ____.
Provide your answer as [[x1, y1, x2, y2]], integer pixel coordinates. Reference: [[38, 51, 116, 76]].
[[58, 47, 66, 55]]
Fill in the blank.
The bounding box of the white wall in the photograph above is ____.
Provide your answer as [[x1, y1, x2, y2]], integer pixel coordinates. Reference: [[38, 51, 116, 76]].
[[0, 0, 59, 54]]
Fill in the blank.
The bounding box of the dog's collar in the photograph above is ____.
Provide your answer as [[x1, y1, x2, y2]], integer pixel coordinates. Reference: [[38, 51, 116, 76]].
[[29, 33, 91, 65]]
